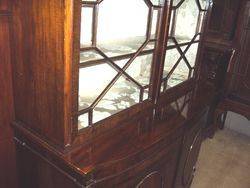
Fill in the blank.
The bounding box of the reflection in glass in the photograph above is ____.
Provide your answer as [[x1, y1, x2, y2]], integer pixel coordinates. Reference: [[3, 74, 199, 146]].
[[169, 10, 174, 35], [151, 10, 159, 39], [163, 48, 191, 89], [115, 55, 153, 87], [168, 60, 190, 87], [93, 77, 140, 123], [80, 51, 103, 63], [97, 0, 148, 57], [126, 54, 153, 86], [199, 0, 209, 10], [151, 0, 165, 6], [174, 0, 199, 41], [78, 113, 89, 129], [78, 51, 154, 127], [172, 0, 182, 7], [177, 95, 186, 109], [167, 39, 175, 46], [163, 48, 181, 78], [78, 64, 117, 110], [184, 43, 199, 68], [144, 41, 156, 50], [80, 7, 93, 46], [78, 0, 160, 129], [161, 0, 206, 92], [197, 12, 205, 32], [143, 88, 149, 100]]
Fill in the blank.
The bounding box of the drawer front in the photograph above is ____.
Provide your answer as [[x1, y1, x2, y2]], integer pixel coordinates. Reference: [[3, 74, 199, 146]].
[[91, 138, 183, 188]]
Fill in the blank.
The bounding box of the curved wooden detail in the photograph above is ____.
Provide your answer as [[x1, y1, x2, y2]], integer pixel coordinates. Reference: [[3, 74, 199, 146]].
[[213, 97, 250, 136], [182, 130, 202, 187], [136, 171, 163, 188]]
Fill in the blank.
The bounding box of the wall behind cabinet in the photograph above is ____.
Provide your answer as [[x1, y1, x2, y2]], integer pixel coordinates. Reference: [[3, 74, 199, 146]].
[[0, 0, 17, 187], [225, 112, 250, 137]]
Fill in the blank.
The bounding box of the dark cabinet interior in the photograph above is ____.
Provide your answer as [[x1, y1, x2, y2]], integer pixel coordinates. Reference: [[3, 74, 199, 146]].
[[1, 0, 249, 188], [207, 0, 241, 42]]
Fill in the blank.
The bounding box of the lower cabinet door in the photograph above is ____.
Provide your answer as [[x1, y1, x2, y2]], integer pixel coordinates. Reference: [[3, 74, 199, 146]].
[[92, 138, 183, 188], [174, 113, 206, 188]]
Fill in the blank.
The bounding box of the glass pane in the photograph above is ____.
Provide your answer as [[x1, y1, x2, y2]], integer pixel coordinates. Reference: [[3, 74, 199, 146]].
[[184, 43, 199, 68], [181, 102, 188, 118], [177, 95, 186, 109], [126, 54, 153, 86], [144, 41, 156, 51], [176, 37, 192, 44], [174, 0, 199, 41], [171, 101, 179, 111], [173, 0, 182, 7], [97, 0, 148, 57], [80, 50, 103, 63], [80, 7, 93, 47], [151, 0, 165, 6], [168, 60, 190, 87], [78, 0, 166, 128], [181, 92, 192, 117], [93, 76, 140, 123], [114, 54, 153, 87], [167, 39, 175, 46], [78, 64, 117, 110], [151, 10, 159, 39], [115, 59, 127, 68], [163, 48, 181, 78], [78, 113, 89, 129], [199, 0, 209, 10], [161, 0, 206, 92], [159, 101, 179, 121], [169, 10, 174, 36], [143, 88, 149, 100], [197, 12, 205, 33], [160, 82, 165, 92]]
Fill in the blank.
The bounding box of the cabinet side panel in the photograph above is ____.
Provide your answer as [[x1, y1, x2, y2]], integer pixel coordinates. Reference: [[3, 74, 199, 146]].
[[0, 12, 18, 188], [11, 0, 68, 146], [16, 143, 79, 188]]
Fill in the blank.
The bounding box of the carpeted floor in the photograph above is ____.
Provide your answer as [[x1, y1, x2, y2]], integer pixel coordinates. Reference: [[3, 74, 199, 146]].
[[191, 128, 250, 188]]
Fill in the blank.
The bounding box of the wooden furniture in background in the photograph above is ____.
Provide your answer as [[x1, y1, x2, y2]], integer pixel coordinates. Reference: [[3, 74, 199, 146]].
[[213, 0, 250, 131], [206, 0, 241, 43], [199, 0, 244, 138]]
